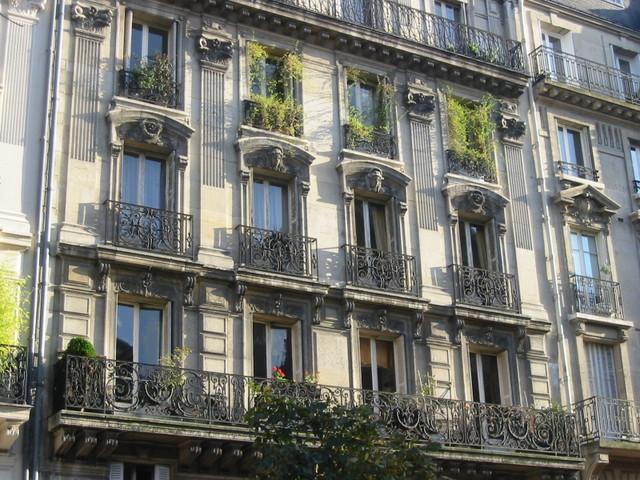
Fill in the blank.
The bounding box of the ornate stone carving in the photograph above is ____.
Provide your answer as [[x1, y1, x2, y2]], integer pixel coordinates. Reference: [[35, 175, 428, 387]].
[[619, 327, 629, 342], [235, 283, 246, 313], [343, 299, 354, 329], [413, 310, 423, 340], [516, 327, 527, 354], [573, 321, 586, 336], [96, 262, 110, 293], [313, 295, 324, 325], [367, 168, 384, 193], [184, 276, 195, 307], [114, 270, 172, 298], [466, 325, 509, 349], [140, 118, 163, 143], [116, 119, 177, 150], [498, 115, 526, 140], [553, 185, 620, 234], [405, 91, 436, 120], [71, 4, 112, 31], [355, 308, 399, 332], [5, 0, 46, 16], [451, 318, 465, 345], [197, 36, 233, 64], [467, 190, 486, 214], [247, 293, 303, 319], [268, 146, 286, 172]]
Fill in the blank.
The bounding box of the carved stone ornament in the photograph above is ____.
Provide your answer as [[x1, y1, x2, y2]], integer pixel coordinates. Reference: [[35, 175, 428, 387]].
[[498, 115, 526, 140], [5, 0, 46, 16], [71, 4, 112, 31], [239, 139, 314, 183], [114, 270, 173, 298], [355, 308, 399, 332], [444, 184, 509, 226], [197, 36, 233, 65], [312, 295, 324, 326], [516, 327, 527, 354], [451, 318, 465, 345], [413, 310, 424, 340], [405, 91, 436, 120], [553, 185, 620, 233], [465, 325, 509, 349], [247, 293, 304, 319], [235, 283, 246, 313], [343, 299, 354, 329], [95, 262, 110, 293], [139, 119, 163, 143], [268, 146, 286, 173], [467, 190, 486, 214], [184, 276, 195, 307], [367, 168, 384, 194]]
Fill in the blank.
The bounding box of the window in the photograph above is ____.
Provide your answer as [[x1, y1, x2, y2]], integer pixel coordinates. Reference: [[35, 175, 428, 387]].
[[435, 1, 460, 22], [253, 321, 297, 379], [109, 462, 170, 480], [360, 336, 397, 392], [541, 30, 564, 78], [557, 125, 593, 179], [585, 342, 619, 398], [435, 1, 461, 49], [343, 0, 374, 26], [253, 178, 288, 232], [348, 81, 377, 128], [354, 198, 388, 251], [469, 351, 511, 405], [116, 302, 166, 365], [571, 231, 599, 279], [615, 53, 639, 101], [347, 71, 391, 132], [122, 152, 165, 209], [131, 22, 168, 65], [631, 145, 640, 192], [458, 219, 498, 271]]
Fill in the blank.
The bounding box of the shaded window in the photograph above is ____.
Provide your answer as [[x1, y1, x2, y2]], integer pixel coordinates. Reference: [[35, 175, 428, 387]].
[[585, 342, 619, 398], [253, 322, 294, 380], [122, 152, 165, 209], [253, 179, 288, 232], [354, 198, 388, 251], [558, 125, 586, 167], [116, 303, 164, 365], [469, 352, 502, 405], [571, 231, 599, 278], [360, 337, 396, 392]]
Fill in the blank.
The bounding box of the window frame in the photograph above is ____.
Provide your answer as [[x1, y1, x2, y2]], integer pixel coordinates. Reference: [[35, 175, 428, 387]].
[[468, 349, 512, 405], [457, 217, 500, 272], [557, 124, 588, 167], [252, 318, 301, 381], [109, 462, 171, 480], [346, 69, 392, 133], [630, 144, 640, 190], [570, 230, 600, 279], [124, 12, 176, 70], [115, 298, 171, 365], [252, 176, 289, 233], [359, 333, 405, 393], [584, 341, 620, 398], [121, 151, 167, 210], [354, 197, 390, 251]]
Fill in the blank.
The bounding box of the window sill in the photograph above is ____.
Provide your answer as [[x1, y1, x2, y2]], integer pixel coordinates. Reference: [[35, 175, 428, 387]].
[[444, 172, 502, 192], [558, 172, 605, 191], [111, 96, 189, 121], [238, 125, 309, 149], [568, 312, 632, 330]]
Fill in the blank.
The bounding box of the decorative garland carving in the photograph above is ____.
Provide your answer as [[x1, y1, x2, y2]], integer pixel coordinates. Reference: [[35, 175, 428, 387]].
[[465, 325, 509, 349], [413, 310, 423, 340], [343, 299, 354, 329], [235, 283, 246, 313], [553, 186, 620, 234], [71, 4, 112, 31], [96, 262, 110, 293], [184, 276, 195, 307], [114, 270, 172, 298], [313, 295, 324, 326], [451, 318, 465, 345], [405, 91, 436, 120], [197, 36, 233, 65], [498, 115, 526, 140], [247, 293, 304, 319]]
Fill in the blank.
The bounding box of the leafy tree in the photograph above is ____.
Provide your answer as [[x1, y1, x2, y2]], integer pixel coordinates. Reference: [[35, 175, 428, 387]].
[[0, 263, 28, 346], [245, 374, 441, 480]]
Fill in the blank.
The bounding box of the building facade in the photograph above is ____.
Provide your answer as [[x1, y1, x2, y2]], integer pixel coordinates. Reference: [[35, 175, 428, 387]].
[[0, 0, 639, 479]]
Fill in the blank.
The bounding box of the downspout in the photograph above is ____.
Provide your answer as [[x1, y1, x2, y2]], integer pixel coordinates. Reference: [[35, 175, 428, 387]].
[[517, 0, 574, 409], [26, 0, 64, 477]]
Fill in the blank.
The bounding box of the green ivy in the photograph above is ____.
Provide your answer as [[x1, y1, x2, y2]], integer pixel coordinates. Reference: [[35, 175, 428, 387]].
[[0, 264, 28, 346], [346, 69, 395, 145]]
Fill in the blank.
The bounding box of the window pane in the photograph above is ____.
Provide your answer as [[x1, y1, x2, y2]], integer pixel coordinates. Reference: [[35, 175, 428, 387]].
[[253, 323, 267, 378], [122, 153, 140, 205], [376, 339, 395, 392], [147, 27, 168, 58], [368, 203, 387, 251], [116, 304, 135, 362], [139, 307, 162, 365], [481, 354, 501, 404], [631, 147, 640, 181], [131, 23, 143, 62], [586, 342, 618, 398], [469, 223, 488, 269], [360, 337, 373, 390], [271, 326, 292, 379], [268, 183, 285, 232], [354, 199, 366, 247], [143, 157, 164, 209], [253, 180, 265, 229], [568, 130, 584, 166], [470, 353, 480, 402]]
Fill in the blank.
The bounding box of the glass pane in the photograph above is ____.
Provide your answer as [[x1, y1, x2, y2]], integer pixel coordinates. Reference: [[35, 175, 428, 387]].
[[459, 222, 469, 266], [116, 304, 135, 362], [586, 343, 619, 398], [264, 58, 282, 97], [368, 203, 387, 251], [253, 323, 267, 378], [481, 354, 501, 404], [122, 153, 140, 205], [268, 183, 285, 232], [143, 157, 164, 209], [354, 199, 366, 247], [253, 180, 265, 229], [271, 326, 292, 379], [631, 147, 640, 181], [581, 235, 599, 278], [359, 84, 376, 126], [568, 130, 584, 166], [469, 353, 480, 402], [139, 307, 162, 365], [147, 26, 168, 58], [376, 339, 396, 392], [131, 23, 143, 64], [469, 223, 488, 269], [360, 337, 372, 390]]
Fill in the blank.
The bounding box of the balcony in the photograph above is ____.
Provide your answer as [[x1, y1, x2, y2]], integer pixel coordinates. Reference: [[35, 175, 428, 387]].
[[446, 150, 497, 183], [570, 275, 623, 318], [530, 46, 640, 121], [450, 264, 520, 313], [118, 69, 181, 109], [558, 161, 599, 183], [344, 244, 417, 295], [237, 225, 318, 278], [575, 396, 640, 444], [0, 345, 28, 405], [344, 124, 396, 159], [105, 200, 193, 258], [242, 99, 304, 138], [53, 355, 580, 461]]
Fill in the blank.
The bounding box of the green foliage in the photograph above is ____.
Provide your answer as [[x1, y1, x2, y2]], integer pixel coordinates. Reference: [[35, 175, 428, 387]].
[[246, 42, 303, 137], [131, 53, 176, 105], [157, 346, 191, 388], [64, 337, 96, 357], [446, 93, 497, 174], [245, 377, 440, 480], [418, 373, 437, 397], [0, 264, 28, 346]]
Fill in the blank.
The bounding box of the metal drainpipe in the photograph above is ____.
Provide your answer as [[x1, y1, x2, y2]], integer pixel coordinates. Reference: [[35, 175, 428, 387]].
[[517, 0, 574, 409], [26, 0, 64, 477]]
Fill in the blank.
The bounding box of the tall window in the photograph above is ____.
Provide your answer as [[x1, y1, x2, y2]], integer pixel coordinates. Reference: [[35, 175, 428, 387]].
[[558, 126, 586, 168], [116, 303, 164, 365], [131, 22, 168, 65], [630, 145, 640, 192], [122, 152, 165, 209], [360, 336, 396, 392], [253, 322, 294, 379], [469, 352, 502, 404], [435, 1, 461, 49], [571, 231, 599, 278], [253, 179, 287, 232], [348, 80, 377, 127], [459, 219, 498, 271], [435, 1, 460, 22], [585, 342, 619, 398], [346, 70, 391, 133], [541, 31, 564, 78], [354, 198, 388, 251], [343, 0, 374, 26]]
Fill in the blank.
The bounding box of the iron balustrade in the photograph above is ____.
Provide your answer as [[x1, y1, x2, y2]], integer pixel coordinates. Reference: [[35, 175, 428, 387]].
[[530, 46, 640, 106], [54, 355, 580, 456], [242, 99, 304, 137], [237, 225, 318, 278], [344, 244, 417, 295], [450, 264, 520, 313], [575, 396, 640, 443], [106, 200, 193, 258], [557, 161, 599, 182], [0, 345, 28, 404], [118, 70, 181, 108], [446, 150, 497, 183], [633, 179, 640, 194], [570, 274, 623, 318], [344, 125, 396, 159], [275, 0, 524, 72]]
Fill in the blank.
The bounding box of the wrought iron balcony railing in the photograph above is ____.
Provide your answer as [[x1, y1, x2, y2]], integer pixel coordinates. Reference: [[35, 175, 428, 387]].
[[446, 150, 497, 183], [344, 244, 417, 295], [105, 200, 193, 258], [118, 70, 181, 108], [242, 99, 304, 137], [450, 264, 520, 313], [0, 345, 28, 405], [575, 396, 640, 443], [237, 225, 318, 278], [557, 161, 599, 182], [55, 355, 580, 457], [570, 274, 623, 318], [530, 46, 640, 106], [344, 125, 396, 159], [275, 0, 524, 72]]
